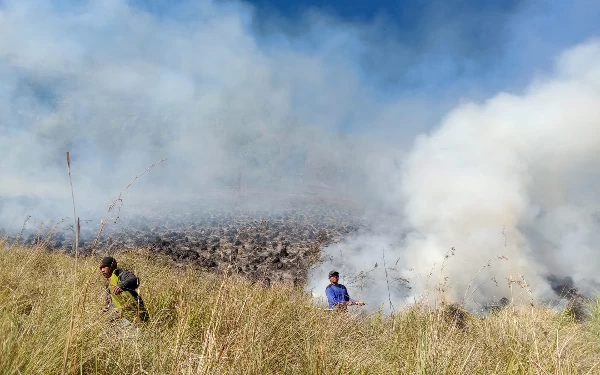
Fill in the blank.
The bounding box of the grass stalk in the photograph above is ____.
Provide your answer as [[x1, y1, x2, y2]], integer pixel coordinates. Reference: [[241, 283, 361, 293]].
[[93, 158, 167, 251], [61, 151, 80, 375]]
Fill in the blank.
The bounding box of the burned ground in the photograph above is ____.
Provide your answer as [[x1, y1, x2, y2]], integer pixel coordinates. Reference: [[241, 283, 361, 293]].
[[1, 197, 366, 285]]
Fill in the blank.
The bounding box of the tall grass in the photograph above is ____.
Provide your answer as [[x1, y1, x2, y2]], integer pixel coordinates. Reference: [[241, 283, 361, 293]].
[[1, 242, 600, 374]]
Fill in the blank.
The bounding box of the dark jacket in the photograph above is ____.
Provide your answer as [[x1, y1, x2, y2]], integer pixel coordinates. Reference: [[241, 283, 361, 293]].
[[113, 268, 140, 293], [106, 268, 149, 322]]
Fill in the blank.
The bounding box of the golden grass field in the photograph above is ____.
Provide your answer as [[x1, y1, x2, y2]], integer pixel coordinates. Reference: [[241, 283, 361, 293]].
[[2, 242, 600, 374]]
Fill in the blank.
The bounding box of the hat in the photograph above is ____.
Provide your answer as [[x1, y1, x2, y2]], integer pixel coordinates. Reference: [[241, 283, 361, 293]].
[[328, 270, 339, 277], [100, 256, 117, 269]]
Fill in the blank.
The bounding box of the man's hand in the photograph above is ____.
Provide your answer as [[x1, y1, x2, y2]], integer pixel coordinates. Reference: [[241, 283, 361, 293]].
[[113, 286, 123, 295], [356, 300, 366, 306]]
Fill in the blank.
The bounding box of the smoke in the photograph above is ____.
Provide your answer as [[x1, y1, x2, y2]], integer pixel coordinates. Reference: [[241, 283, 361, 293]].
[[0, 0, 537, 226], [0, 0, 380, 228], [309, 40, 600, 312], [1, 0, 600, 309]]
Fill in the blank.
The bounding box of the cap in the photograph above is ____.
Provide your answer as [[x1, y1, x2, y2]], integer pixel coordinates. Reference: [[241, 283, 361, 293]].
[[328, 270, 339, 277], [100, 256, 117, 269]]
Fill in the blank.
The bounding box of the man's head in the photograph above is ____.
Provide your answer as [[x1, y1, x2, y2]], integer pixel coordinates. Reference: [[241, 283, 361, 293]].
[[328, 270, 339, 285], [99, 256, 117, 279]]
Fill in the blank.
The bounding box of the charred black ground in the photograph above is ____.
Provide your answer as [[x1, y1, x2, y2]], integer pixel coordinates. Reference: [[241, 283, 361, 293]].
[[1, 195, 366, 285]]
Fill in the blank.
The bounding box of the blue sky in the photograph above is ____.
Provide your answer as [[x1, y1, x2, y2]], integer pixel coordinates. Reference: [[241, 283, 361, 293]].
[[22, 0, 600, 108], [121, 0, 600, 126], [2, 0, 599, 141], [247, 0, 599, 88]]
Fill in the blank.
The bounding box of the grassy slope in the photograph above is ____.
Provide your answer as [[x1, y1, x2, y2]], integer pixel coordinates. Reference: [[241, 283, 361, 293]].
[[1, 242, 600, 375]]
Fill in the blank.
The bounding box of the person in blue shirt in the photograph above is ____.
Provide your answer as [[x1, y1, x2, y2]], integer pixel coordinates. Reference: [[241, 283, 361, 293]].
[[325, 270, 365, 310]]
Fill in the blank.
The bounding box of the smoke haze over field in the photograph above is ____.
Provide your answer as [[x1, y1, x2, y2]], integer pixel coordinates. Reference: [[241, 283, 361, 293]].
[[1, 0, 600, 309], [309, 41, 600, 311], [0, 0, 379, 225]]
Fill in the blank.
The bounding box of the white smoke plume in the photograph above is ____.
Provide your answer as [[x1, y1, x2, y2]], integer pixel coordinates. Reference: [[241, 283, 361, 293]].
[[0, 0, 378, 228], [309, 40, 600, 312]]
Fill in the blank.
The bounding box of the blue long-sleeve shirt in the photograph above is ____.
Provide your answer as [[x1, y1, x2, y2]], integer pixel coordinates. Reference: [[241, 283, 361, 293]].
[[325, 283, 356, 309]]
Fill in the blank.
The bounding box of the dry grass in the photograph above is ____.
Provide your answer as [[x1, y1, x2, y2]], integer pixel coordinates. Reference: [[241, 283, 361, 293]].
[[1, 242, 600, 375]]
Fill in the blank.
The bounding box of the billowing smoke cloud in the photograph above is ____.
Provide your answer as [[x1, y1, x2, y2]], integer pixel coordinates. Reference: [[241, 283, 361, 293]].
[[309, 40, 600, 312], [0, 0, 380, 228], [0, 0, 539, 228]]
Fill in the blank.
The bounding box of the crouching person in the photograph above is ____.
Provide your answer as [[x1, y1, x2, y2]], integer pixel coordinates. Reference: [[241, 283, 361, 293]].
[[99, 256, 149, 324]]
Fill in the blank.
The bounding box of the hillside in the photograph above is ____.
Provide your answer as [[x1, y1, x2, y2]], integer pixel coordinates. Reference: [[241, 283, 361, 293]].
[[1, 196, 364, 286]]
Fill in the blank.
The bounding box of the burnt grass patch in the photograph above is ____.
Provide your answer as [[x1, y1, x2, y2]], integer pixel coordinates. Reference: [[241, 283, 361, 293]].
[[3, 202, 365, 286]]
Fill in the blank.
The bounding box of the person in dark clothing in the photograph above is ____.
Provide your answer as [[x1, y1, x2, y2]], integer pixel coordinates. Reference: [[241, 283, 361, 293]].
[[99, 256, 149, 323], [325, 270, 365, 310]]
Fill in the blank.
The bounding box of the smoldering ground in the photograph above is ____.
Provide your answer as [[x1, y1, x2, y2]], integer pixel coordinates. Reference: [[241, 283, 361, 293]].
[[1, 0, 600, 311]]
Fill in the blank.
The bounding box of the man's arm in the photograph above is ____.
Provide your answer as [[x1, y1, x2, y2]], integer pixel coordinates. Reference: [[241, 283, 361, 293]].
[[343, 286, 365, 306], [343, 286, 356, 304]]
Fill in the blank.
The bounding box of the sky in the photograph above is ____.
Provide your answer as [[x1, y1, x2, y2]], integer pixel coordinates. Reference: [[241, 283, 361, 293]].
[[122, 0, 598, 99], [1, 0, 600, 310], [132, 0, 598, 95]]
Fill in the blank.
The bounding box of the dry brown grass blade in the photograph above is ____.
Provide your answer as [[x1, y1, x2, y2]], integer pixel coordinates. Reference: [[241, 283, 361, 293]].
[[92, 158, 167, 250], [62, 152, 80, 375]]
